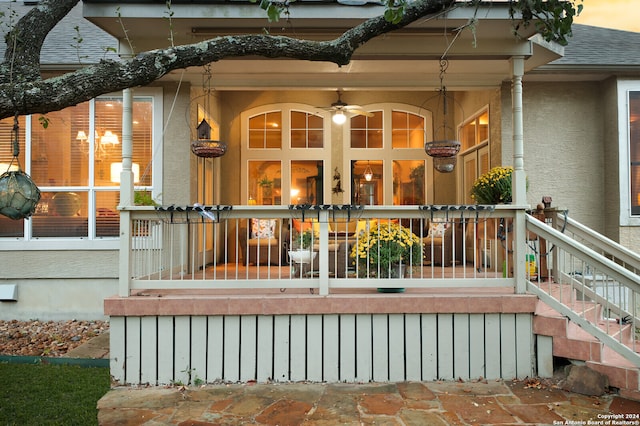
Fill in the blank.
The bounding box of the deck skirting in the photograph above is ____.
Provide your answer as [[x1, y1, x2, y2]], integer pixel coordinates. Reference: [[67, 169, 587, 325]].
[[107, 293, 536, 385]]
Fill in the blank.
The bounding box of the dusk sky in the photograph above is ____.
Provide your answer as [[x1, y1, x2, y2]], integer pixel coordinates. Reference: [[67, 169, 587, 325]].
[[575, 0, 640, 32]]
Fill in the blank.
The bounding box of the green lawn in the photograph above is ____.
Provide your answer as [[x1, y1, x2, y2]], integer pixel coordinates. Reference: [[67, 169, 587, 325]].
[[0, 362, 110, 426]]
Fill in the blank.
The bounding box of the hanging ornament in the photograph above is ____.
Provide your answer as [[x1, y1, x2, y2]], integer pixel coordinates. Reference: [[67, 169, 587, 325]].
[[424, 59, 461, 173], [0, 116, 41, 220], [190, 64, 227, 158]]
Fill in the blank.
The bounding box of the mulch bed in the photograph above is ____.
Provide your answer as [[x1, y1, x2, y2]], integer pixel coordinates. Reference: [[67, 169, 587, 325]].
[[0, 320, 108, 357]]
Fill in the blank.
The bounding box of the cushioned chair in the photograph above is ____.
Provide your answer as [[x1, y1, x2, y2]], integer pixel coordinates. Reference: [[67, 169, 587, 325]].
[[422, 218, 464, 266], [239, 219, 289, 265]]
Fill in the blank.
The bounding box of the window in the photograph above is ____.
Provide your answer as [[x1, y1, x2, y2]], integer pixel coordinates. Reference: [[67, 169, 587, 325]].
[[241, 104, 331, 205], [0, 90, 160, 241], [621, 82, 640, 223], [346, 104, 431, 205]]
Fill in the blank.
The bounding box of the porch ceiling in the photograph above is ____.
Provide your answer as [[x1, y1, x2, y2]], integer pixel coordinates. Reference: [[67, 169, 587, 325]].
[[82, 1, 563, 90]]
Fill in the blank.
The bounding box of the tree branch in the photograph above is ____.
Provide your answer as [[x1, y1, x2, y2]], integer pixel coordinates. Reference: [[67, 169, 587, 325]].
[[0, 0, 453, 120]]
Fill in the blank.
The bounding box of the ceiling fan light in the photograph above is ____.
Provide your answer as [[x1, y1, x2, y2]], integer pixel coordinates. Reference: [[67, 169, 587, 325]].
[[332, 111, 347, 125]]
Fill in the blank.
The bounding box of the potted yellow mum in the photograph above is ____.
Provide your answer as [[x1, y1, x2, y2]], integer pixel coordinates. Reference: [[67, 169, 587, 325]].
[[470, 166, 513, 204], [351, 221, 422, 290]]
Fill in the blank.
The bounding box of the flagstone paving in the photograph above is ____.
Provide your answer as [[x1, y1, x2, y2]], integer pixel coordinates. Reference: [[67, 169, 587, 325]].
[[97, 379, 640, 426]]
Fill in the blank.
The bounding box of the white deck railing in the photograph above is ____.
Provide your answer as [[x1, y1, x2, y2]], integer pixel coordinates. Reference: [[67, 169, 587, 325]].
[[119, 204, 528, 295], [526, 211, 640, 367]]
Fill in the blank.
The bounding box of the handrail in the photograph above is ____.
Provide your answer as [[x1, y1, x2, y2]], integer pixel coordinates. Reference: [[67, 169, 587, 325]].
[[556, 213, 640, 272], [525, 213, 640, 367], [526, 215, 640, 294]]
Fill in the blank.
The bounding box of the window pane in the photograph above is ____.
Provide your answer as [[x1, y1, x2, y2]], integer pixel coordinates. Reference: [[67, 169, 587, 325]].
[[291, 161, 323, 204], [132, 99, 153, 187], [367, 130, 383, 148], [351, 160, 382, 205], [0, 216, 23, 237], [96, 191, 119, 237], [33, 191, 88, 237], [392, 111, 425, 149], [351, 112, 383, 148], [0, 116, 25, 173], [290, 111, 323, 149], [460, 120, 476, 151], [94, 99, 123, 186], [351, 130, 366, 148], [477, 111, 489, 143], [249, 160, 281, 205], [291, 130, 306, 148], [393, 160, 424, 205], [31, 104, 89, 186], [248, 112, 282, 149], [630, 91, 640, 215]]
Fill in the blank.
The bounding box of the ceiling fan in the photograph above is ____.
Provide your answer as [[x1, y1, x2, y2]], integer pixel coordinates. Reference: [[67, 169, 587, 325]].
[[320, 91, 374, 124]]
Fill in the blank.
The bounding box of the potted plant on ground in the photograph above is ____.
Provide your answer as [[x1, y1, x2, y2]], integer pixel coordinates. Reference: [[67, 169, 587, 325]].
[[350, 221, 422, 291]]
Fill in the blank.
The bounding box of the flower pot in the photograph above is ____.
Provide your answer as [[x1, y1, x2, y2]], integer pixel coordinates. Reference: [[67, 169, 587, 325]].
[[377, 263, 406, 293], [288, 249, 316, 265]]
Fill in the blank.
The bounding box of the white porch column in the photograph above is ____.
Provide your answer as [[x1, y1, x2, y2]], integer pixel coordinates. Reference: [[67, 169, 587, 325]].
[[511, 56, 527, 294], [118, 43, 135, 297]]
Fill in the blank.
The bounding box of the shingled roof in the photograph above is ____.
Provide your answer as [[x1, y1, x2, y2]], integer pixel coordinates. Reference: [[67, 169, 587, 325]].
[[0, 2, 118, 67], [551, 24, 640, 68]]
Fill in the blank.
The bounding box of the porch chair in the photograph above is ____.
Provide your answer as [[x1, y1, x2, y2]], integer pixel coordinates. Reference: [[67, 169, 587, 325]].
[[239, 218, 289, 265], [422, 218, 464, 266]]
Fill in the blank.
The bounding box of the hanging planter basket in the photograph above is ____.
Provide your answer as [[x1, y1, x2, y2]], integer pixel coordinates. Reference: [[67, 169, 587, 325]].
[[190, 139, 227, 158], [0, 170, 41, 220], [424, 139, 461, 158]]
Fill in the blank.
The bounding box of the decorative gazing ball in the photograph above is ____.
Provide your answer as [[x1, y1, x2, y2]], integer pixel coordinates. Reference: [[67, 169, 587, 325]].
[[0, 170, 41, 220]]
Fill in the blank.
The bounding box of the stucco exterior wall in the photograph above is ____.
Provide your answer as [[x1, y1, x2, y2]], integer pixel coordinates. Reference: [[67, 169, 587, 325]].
[[0, 250, 118, 320], [159, 82, 192, 206], [519, 81, 606, 232]]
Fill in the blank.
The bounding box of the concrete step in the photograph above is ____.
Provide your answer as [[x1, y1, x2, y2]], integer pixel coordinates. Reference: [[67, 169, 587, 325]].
[[534, 295, 640, 393], [586, 360, 640, 391]]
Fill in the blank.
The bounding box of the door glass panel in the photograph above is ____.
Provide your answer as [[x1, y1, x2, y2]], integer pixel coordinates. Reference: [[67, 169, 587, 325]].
[[393, 160, 424, 205], [351, 160, 382, 205], [249, 160, 281, 205], [291, 160, 323, 204]]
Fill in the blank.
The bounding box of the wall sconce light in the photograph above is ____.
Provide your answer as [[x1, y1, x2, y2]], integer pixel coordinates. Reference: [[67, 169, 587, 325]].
[[332, 111, 347, 125], [363, 162, 373, 181], [110, 162, 140, 183]]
